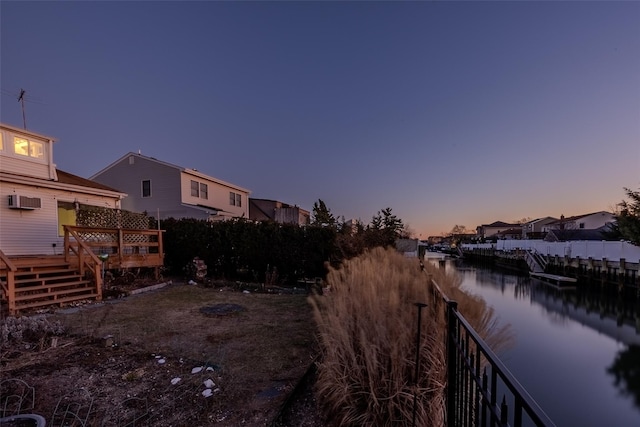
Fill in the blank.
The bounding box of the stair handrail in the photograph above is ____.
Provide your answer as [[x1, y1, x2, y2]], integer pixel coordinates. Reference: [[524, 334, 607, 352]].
[[0, 249, 17, 271], [63, 226, 103, 300], [0, 249, 17, 313]]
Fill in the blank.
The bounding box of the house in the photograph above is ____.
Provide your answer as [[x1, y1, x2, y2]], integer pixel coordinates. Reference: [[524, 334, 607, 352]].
[[541, 211, 616, 233], [493, 228, 524, 240], [0, 123, 125, 256], [249, 198, 310, 226], [1, 123, 164, 314], [543, 226, 613, 242], [90, 152, 251, 221], [476, 221, 521, 240], [522, 217, 558, 239]]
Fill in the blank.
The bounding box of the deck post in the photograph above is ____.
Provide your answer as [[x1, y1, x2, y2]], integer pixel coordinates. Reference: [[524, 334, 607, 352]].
[[7, 270, 16, 315]]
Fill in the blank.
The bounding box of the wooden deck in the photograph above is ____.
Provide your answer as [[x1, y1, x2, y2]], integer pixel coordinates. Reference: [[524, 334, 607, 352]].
[[1, 226, 164, 315]]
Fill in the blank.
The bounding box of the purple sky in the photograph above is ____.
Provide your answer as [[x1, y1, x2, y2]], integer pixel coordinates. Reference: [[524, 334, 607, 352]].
[[1, 1, 639, 238]]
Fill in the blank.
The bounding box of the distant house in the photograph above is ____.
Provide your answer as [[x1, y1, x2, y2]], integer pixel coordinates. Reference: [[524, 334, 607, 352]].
[[541, 211, 616, 233], [522, 217, 558, 239], [90, 152, 250, 221], [476, 221, 521, 240], [0, 123, 126, 256], [543, 226, 612, 242], [493, 228, 524, 240], [249, 198, 310, 226]]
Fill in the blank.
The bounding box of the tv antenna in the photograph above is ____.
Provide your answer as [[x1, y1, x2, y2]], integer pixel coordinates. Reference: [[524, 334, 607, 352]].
[[18, 88, 27, 129]]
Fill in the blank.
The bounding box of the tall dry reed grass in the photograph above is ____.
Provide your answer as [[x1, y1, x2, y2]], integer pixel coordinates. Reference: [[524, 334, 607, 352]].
[[309, 247, 512, 426]]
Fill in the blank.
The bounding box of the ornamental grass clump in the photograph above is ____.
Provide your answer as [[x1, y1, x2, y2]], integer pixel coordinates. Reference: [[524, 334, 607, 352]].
[[309, 247, 511, 427]]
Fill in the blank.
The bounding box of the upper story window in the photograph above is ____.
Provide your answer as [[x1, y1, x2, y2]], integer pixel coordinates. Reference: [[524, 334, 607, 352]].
[[191, 180, 199, 197], [230, 192, 242, 207], [142, 180, 151, 198], [14, 136, 44, 159], [579, 223, 585, 229], [200, 183, 208, 200]]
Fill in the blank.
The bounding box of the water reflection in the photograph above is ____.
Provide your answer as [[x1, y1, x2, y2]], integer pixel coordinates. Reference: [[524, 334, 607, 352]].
[[445, 258, 640, 425], [608, 345, 640, 410]]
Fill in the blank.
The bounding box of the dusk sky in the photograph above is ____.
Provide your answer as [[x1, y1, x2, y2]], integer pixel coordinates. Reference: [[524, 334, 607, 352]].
[[1, 1, 638, 238]]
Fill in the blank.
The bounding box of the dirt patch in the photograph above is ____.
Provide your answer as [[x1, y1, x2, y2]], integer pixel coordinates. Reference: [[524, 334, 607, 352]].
[[1, 281, 325, 426]]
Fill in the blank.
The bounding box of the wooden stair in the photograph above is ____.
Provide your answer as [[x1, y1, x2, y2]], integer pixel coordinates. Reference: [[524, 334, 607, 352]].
[[1, 256, 99, 315]]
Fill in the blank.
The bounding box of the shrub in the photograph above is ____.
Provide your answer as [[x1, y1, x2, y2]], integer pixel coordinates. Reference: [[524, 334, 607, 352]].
[[309, 247, 511, 426], [1, 316, 65, 350]]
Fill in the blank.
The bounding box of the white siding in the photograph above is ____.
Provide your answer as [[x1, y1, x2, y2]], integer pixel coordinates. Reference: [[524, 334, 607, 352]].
[[0, 182, 119, 256], [180, 172, 249, 218], [0, 127, 54, 180]]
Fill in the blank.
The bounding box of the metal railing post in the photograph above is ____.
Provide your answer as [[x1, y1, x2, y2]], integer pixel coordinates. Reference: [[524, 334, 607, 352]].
[[446, 300, 459, 426]]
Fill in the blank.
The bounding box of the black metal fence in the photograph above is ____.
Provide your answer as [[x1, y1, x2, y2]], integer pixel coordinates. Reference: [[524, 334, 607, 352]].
[[427, 277, 556, 427]]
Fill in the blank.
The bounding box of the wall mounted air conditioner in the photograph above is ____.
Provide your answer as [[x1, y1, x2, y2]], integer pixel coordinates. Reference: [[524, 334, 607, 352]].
[[8, 194, 42, 210]]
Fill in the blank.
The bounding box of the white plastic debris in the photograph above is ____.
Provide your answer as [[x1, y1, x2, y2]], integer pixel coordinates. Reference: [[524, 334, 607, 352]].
[[202, 388, 213, 398], [243, 290, 250, 294], [155, 355, 161, 359], [203, 378, 215, 388], [157, 358, 166, 364], [206, 366, 214, 371], [191, 366, 203, 374], [214, 388, 221, 393], [188, 280, 197, 285], [171, 377, 181, 385]]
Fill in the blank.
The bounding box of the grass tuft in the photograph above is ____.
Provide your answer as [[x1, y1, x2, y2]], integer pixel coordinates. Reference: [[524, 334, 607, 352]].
[[309, 247, 512, 426]]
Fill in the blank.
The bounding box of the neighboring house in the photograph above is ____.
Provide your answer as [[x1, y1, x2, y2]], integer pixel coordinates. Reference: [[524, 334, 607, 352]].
[[522, 217, 558, 239], [249, 198, 310, 226], [90, 152, 251, 221], [476, 221, 521, 239], [493, 228, 524, 240], [0, 123, 126, 256], [543, 226, 613, 242], [541, 212, 616, 233]]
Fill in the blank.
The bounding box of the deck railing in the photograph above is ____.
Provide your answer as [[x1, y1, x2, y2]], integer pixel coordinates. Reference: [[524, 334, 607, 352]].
[[63, 226, 103, 300], [425, 274, 556, 427], [63, 226, 164, 273]]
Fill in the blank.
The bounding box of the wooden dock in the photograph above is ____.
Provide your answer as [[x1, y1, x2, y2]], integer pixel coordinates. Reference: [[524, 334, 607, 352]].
[[530, 272, 577, 287]]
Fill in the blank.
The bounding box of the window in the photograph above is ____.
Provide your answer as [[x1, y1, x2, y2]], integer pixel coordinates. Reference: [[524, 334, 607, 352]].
[[579, 223, 585, 229], [14, 136, 44, 159], [142, 180, 151, 198], [191, 180, 199, 197], [230, 192, 242, 207], [0, 132, 3, 151], [200, 183, 208, 199]]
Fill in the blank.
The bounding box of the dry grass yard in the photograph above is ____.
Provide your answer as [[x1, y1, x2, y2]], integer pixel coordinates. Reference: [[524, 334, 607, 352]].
[[1, 283, 320, 426]]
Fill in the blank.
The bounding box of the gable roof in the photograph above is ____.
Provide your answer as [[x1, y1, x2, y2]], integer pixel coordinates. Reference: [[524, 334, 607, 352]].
[[545, 211, 613, 225], [57, 169, 124, 193], [480, 221, 519, 228], [90, 152, 250, 194], [544, 227, 610, 242], [1, 169, 125, 198]]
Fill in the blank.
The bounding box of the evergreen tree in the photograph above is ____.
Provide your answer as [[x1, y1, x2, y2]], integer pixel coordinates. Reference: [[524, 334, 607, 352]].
[[614, 187, 640, 245], [311, 199, 336, 229]]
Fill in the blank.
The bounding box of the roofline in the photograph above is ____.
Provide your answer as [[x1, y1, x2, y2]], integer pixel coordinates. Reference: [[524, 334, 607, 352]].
[[182, 169, 251, 194], [90, 152, 251, 193], [1, 171, 126, 199], [1, 122, 57, 142]]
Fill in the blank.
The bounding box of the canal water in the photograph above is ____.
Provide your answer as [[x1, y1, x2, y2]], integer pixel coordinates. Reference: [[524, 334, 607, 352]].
[[436, 255, 640, 427]]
